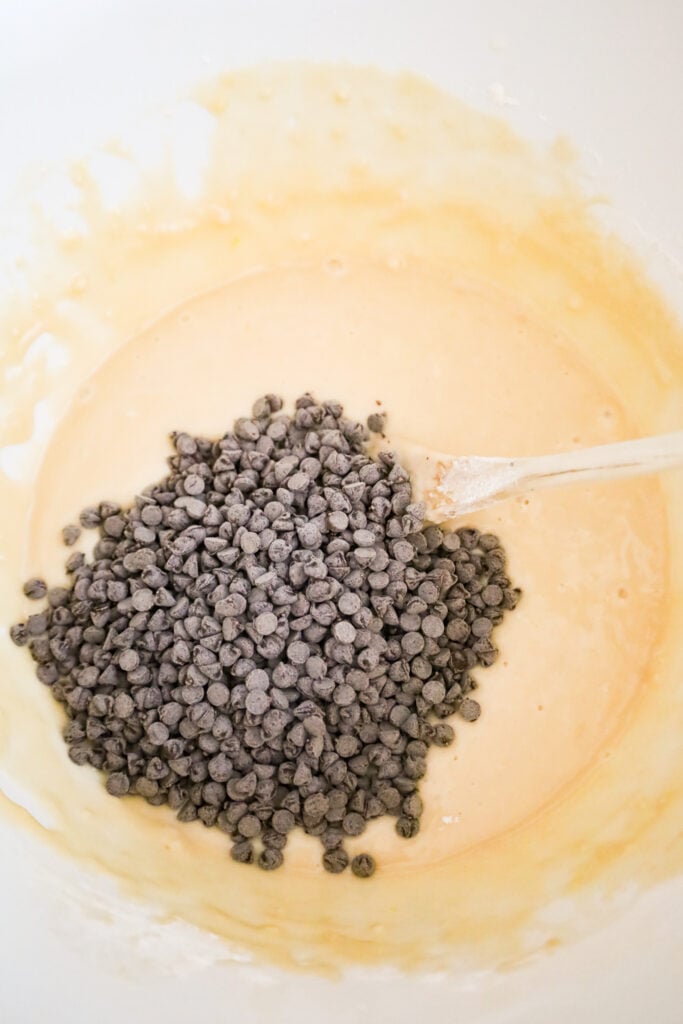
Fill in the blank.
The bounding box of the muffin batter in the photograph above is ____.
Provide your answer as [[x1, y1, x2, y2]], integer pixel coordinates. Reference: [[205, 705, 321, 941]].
[[0, 65, 682, 972]]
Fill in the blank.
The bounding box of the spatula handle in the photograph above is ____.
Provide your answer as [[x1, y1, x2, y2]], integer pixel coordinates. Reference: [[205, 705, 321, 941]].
[[511, 430, 683, 494]]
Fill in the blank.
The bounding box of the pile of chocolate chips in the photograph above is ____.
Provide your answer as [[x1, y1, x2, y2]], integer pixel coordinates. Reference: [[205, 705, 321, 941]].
[[11, 395, 520, 876]]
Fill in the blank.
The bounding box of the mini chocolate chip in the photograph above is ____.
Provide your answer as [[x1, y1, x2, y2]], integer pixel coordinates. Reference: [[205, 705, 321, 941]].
[[61, 524, 81, 547], [459, 698, 481, 721], [432, 722, 455, 746], [23, 578, 47, 600], [254, 611, 278, 636], [322, 848, 349, 874], [238, 814, 262, 838], [258, 847, 284, 870], [342, 812, 366, 836], [482, 584, 504, 606], [351, 853, 376, 878], [105, 773, 130, 797], [119, 650, 140, 672], [230, 840, 254, 864], [332, 620, 356, 644], [245, 690, 270, 716], [272, 809, 295, 834], [396, 816, 420, 839], [147, 721, 169, 745], [422, 680, 446, 705]]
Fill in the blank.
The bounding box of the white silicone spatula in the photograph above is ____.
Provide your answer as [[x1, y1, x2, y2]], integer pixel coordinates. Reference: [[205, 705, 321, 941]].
[[396, 431, 683, 521]]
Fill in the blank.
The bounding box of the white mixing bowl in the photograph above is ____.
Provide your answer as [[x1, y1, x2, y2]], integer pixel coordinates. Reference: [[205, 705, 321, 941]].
[[1, 3, 682, 1022]]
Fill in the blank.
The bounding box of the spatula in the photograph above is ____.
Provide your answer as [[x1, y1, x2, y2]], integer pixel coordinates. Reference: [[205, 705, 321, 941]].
[[395, 431, 683, 521]]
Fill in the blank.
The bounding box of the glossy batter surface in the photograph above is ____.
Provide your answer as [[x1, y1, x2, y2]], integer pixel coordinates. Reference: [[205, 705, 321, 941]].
[[0, 66, 682, 972]]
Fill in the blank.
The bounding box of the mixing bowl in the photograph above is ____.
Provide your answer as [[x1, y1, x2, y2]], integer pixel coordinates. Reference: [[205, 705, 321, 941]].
[[1, 3, 682, 1022]]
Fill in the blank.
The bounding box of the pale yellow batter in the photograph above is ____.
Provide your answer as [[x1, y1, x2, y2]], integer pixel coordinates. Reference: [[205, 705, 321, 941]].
[[0, 65, 682, 972]]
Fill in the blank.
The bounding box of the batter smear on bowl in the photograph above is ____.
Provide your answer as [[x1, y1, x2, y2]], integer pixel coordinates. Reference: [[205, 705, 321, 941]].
[[10, 394, 520, 874], [1, 64, 681, 971]]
